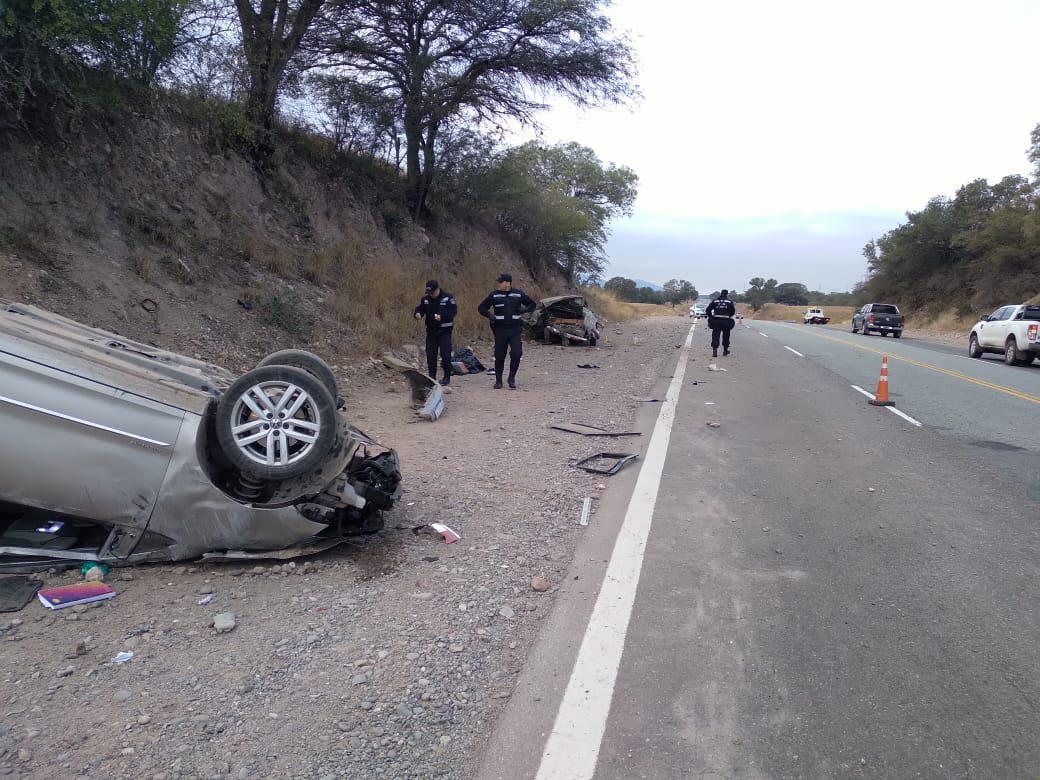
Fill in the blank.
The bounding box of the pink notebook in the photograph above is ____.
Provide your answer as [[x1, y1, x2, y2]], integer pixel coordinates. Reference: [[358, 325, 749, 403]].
[[37, 582, 115, 610]]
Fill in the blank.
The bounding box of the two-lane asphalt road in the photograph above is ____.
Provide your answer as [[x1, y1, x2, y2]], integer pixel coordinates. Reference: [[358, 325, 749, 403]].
[[480, 317, 1040, 780], [747, 320, 1040, 485]]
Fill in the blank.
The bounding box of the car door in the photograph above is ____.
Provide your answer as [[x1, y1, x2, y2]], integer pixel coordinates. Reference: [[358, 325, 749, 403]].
[[980, 307, 1010, 347], [0, 349, 184, 526]]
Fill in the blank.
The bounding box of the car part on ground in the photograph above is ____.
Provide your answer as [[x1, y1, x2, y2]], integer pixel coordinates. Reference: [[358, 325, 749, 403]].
[[968, 304, 1040, 366], [551, 422, 641, 437], [526, 296, 603, 346], [380, 354, 445, 420], [0, 299, 402, 570], [574, 452, 639, 475]]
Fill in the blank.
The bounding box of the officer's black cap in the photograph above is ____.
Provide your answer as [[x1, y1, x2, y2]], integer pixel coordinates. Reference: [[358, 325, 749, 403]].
[[496, 273, 512, 283], [425, 279, 439, 292]]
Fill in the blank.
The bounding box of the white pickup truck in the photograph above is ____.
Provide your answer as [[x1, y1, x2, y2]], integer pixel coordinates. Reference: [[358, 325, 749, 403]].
[[968, 304, 1040, 365], [803, 308, 830, 325]]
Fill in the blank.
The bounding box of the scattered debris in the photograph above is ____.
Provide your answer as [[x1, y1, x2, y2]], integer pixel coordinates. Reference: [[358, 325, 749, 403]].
[[531, 576, 550, 592], [112, 651, 134, 665], [706, 422, 721, 428], [197, 594, 214, 606], [574, 452, 638, 476], [212, 612, 237, 633], [579, 497, 593, 527], [637, 397, 662, 403], [412, 523, 461, 544], [0, 576, 41, 613], [450, 347, 486, 375], [37, 582, 115, 610], [139, 298, 158, 313], [81, 561, 109, 582], [576, 363, 600, 369], [381, 354, 445, 421], [708, 363, 727, 372], [551, 422, 641, 438]]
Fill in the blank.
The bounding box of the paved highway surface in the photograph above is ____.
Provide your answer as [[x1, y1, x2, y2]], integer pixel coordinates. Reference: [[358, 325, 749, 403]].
[[480, 318, 1040, 780]]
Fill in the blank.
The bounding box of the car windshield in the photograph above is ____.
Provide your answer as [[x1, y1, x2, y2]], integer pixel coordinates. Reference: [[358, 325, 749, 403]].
[[872, 304, 899, 314]]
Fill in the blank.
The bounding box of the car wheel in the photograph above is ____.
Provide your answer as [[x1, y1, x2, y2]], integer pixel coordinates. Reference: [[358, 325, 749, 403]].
[[257, 349, 338, 399], [861, 326, 870, 336], [968, 334, 982, 358], [851, 322, 858, 333], [216, 365, 337, 481], [893, 331, 901, 339], [1005, 337, 1027, 366]]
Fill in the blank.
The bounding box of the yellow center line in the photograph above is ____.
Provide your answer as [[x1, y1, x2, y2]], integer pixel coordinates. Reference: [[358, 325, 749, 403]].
[[764, 322, 1040, 406]]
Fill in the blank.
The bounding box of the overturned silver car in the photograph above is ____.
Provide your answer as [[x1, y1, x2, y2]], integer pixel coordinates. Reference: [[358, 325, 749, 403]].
[[0, 300, 401, 570], [525, 295, 603, 346]]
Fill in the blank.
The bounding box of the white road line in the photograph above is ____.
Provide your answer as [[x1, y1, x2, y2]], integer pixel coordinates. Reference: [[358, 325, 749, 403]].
[[784, 346, 804, 357], [888, 406, 923, 427], [850, 385, 923, 427], [759, 331, 769, 338], [536, 322, 698, 780], [851, 384, 875, 400]]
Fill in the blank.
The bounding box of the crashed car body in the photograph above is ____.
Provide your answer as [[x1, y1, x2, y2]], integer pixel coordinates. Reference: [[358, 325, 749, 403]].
[[0, 300, 401, 570], [526, 295, 603, 346]]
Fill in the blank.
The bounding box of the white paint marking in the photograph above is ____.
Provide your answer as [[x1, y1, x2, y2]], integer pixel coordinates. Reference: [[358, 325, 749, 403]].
[[783, 346, 804, 357], [536, 322, 698, 780], [850, 385, 923, 427], [887, 406, 923, 427], [758, 331, 770, 338]]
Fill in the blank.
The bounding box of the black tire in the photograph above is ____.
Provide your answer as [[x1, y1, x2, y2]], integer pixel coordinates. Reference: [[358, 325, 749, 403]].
[[861, 326, 870, 336], [968, 334, 983, 358], [216, 365, 336, 481], [257, 349, 338, 399], [851, 321, 858, 333], [893, 331, 902, 339], [588, 334, 598, 347], [1005, 337, 1027, 366]]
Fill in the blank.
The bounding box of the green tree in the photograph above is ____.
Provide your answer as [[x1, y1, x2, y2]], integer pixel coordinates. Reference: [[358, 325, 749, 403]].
[[314, 0, 636, 217]]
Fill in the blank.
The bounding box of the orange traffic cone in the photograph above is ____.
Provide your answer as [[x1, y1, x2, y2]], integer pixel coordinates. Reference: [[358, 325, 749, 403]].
[[869, 356, 895, 406]]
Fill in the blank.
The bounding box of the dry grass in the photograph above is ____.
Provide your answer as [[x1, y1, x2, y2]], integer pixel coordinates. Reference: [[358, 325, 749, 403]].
[[581, 287, 640, 321], [328, 249, 514, 355], [749, 303, 856, 324], [239, 234, 297, 276], [904, 309, 977, 334], [628, 302, 682, 318]]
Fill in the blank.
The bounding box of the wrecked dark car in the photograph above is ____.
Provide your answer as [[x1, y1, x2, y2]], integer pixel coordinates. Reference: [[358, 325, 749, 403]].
[[0, 300, 402, 570], [525, 295, 603, 346]]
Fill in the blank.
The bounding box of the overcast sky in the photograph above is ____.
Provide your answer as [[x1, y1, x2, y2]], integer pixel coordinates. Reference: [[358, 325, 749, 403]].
[[527, 0, 1040, 293]]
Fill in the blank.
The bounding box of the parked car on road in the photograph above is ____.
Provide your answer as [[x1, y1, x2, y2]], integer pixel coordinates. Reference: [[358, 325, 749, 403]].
[[803, 307, 831, 325], [852, 303, 904, 337], [0, 300, 402, 570], [689, 304, 706, 319], [968, 304, 1040, 365]]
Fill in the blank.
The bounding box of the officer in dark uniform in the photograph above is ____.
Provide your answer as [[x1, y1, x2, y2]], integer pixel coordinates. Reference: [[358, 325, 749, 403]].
[[414, 279, 457, 385], [477, 273, 537, 389], [705, 289, 736, 357]]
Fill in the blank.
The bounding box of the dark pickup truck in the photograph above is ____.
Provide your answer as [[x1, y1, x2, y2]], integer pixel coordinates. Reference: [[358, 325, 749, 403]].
[[852, 303, 904, 338]]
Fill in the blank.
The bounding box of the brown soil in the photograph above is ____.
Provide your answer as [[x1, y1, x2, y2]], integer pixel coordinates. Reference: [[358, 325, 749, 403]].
[[0, 315, 691, 779]]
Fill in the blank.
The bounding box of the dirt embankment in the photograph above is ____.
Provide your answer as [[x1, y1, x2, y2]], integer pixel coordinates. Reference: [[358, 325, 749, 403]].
[[0, 106, 548, 367], [0, 315, 691, 780], [747, 303, 857, 324]]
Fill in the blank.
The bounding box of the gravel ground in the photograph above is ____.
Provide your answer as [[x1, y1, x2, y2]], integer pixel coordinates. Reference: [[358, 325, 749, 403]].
[[0, 315, 687, 780]]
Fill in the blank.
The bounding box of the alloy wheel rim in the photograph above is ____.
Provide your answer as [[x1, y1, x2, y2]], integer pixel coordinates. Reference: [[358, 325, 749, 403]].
[[229, 381, 322, 467]]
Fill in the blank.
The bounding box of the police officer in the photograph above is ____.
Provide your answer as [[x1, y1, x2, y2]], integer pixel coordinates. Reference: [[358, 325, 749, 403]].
[[414, 279, 457, 385], [477, 273, 536, 389], [705, 289, 736, 357]]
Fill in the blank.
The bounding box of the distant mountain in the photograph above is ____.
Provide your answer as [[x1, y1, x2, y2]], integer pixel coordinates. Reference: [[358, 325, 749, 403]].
[[632, 278, 663, 291]]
